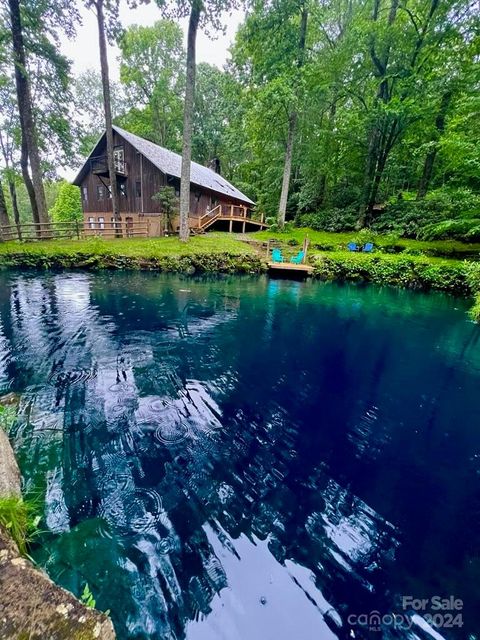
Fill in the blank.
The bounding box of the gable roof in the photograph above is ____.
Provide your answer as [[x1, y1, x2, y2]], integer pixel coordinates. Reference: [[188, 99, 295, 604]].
[[73, 126, 255, 206]]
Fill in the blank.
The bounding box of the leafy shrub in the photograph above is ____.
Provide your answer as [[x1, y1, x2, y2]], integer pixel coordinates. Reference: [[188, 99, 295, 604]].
[[373, 187, 480, 238], [464, 262, 480, 293], [296, 206, 358, 232], [469, 293, 480, 323], [49, 181, 83, 223], [312, 253, 471, 294], [418, 218, 480, 242]]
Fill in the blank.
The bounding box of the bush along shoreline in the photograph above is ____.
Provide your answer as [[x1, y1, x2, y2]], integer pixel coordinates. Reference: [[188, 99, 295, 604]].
[[0, 251, 266, 275], [311, 252, 480, 295]]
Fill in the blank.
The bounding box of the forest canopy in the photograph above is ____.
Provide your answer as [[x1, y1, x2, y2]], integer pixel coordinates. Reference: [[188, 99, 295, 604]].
[[0, 0, 479, 239]]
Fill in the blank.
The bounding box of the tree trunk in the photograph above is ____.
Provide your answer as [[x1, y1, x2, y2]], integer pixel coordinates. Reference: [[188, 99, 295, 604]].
[[278, 112, 297, 226], [8, 0, 49, 231], [0, 179, 10, 229], [277, 4, 308, 227], [20, 131, 40, 227], [358, 0, 400, 228], [317, 99, 337, 207], [8, 180, 22, 240], [95, 0, 120, 225], [417, 90, 452, 199], [179, 0, 202, 242]]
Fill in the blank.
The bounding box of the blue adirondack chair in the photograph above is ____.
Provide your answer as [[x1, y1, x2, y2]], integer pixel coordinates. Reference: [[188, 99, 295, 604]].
[[363, 242, 374, 252], [271, 248, 284, 263], [291, 251, 305, 264], [347, 242, 358, 252]]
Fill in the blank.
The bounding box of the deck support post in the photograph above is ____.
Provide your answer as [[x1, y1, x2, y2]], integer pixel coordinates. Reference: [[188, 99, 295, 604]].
[[229, 218, 233, 233], [242, 221, 246, 234]]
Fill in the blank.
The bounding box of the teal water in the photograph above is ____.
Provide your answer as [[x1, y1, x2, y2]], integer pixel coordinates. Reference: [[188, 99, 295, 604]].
[[1, 272, 479, 639]]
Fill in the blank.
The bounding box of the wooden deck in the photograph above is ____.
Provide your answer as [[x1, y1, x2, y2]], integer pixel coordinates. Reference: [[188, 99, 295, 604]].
[[268, 262, 314, 275], [189, 204, 268, 233]]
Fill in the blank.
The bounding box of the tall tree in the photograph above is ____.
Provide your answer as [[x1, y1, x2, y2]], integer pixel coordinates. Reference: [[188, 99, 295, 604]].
[[86, 0, 120, 223], [118, 20, 185, 148], [278, 0, 308, 227], [416, 89, 452, 199], [156, 0, 240, 241], [178, 0, 201, 241], [8, 0, 49, 228]]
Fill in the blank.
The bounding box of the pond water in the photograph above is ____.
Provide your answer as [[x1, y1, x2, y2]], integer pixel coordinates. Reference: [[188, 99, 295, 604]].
[[1, 271, 479, 640]]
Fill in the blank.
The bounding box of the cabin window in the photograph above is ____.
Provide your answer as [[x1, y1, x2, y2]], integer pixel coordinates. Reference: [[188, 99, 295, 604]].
[[98, 217, 105, 229], [96, 185, 105, 200], [135, 180, 142, 198], [113, 146, 125, 173], [119, 183, 127, 197], [211, 196, 218, 209], [88, 217, 95, 229], [175, 187, 180, 197], [111, 217, 121, 229], [82, 186, 88, 202]]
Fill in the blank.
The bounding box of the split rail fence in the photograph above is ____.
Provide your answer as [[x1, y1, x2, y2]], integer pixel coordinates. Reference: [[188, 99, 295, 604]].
[[0, 220, 150, 242]]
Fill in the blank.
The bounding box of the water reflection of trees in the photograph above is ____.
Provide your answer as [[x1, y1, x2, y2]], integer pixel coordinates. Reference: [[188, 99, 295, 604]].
[[0, 273, 478, 639]]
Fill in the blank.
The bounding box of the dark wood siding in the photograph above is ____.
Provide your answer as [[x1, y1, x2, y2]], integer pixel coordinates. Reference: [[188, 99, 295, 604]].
[[79, 130, 250, 219]]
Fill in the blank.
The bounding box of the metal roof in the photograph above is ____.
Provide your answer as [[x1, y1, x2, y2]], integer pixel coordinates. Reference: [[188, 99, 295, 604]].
[[73, 126, 254, 206]]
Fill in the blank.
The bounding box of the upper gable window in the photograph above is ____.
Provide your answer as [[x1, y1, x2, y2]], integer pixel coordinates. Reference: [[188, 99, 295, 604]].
[[96, 185, 105, 200]]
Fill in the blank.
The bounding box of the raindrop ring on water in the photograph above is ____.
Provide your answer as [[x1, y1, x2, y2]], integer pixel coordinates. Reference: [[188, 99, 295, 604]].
[[154, 418, 189, 445]]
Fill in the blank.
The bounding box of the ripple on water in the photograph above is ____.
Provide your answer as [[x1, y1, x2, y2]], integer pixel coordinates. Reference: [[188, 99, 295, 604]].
[[48, 368, 97, 387], [123, 488, 164, 536], [99, 484, 164, 538], [155, 417, 189, 446], [108, 381, 136, 394]]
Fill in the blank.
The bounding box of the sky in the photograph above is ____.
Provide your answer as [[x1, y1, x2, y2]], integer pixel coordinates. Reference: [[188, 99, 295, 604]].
[[60, 1, 245, 81]]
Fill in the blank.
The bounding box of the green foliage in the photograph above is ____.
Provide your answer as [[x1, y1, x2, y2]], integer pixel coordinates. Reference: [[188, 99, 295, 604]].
[[469, 293, 480, 323], [0, 404, 16, 433], [361, 188, 480, 238], [118, 21, 184, 149], [152, 186, 178, 232], [80, 584, 96, 609], [296, 207, 358, 232], [73, 70, 127, 156], [0, 497, 41, 556], [419, 219, 480, 243], [312, 253, 472, 295], [49, 181, 83, 223]]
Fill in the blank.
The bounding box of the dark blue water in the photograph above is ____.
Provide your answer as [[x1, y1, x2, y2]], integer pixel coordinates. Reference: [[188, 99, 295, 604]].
[[1, 271, 479, 640]]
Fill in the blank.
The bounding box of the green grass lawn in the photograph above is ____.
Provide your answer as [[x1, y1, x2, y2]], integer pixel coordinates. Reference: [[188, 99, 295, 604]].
[[0, 233, 256, 259], [1, 230, 479, 262], [252, 227, 480, 259]]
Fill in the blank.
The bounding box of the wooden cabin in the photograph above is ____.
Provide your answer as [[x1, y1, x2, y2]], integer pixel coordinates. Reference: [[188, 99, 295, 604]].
[[73, 126, 266, 236]]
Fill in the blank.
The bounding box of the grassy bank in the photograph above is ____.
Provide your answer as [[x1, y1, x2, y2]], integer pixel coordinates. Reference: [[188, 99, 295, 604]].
[[0, 234, 264, 274], [252, 228, 480, 259]]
